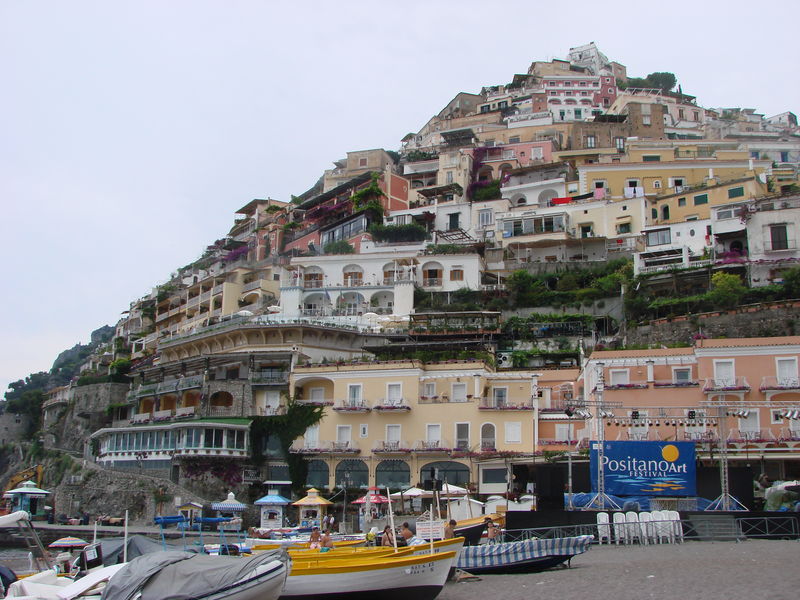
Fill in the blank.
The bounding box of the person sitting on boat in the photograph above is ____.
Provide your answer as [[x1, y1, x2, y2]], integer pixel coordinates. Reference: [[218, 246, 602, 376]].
[[381, 525, 395, 547], [400, 522, 414, 544], [486, 520, 500, 544], [309, 526, 322, 549], [444, 519, 457, 539], [320, 529, 334, 552]]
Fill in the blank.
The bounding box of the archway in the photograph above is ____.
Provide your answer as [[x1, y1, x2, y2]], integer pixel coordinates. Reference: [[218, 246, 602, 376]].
[[420, 461, 470, 486], [335, 459, 369, 488], [538, 189, 559, 207], [209, 391, 234, 408], [306, 459, 329, 488], [375, 460, 410, 489]]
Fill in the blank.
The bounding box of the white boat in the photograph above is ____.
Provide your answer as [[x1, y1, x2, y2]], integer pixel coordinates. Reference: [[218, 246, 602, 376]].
[[100, 550, 289, 600], [283, 549, 457, 600]]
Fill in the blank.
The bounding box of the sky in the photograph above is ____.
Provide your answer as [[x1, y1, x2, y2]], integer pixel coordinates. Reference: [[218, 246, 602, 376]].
[[1, 0, 796, 395]]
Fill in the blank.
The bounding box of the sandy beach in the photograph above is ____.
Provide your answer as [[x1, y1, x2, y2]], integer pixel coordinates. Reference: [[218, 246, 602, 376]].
[[439, 539, 800, 600]]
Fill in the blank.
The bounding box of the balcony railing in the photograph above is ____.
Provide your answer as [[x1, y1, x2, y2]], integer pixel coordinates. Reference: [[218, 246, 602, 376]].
[[422, 278, 443, 287], [372, 398, 411, 411], [333, 399, 371, 412], [373, 440, 412, 453], [728, 429, 775, 443], [250, 372, 288, 385], [760, 376, 800, 391], [296, 398, 334, 407], [703, 377, 751, 393], [479, 441, 496, 452], [604, 381, 649, 390], [538, 438, 580, 446], [778, 428, 800, 441], [327, 441, 360, 453], [130, 413, 151, 424], [653, 379, 700, 388], [209, 406, 235, 417], [479, 398, 534, 410], [175, 406, 197, 419], [177, 374, 204, 391], [415, 439, 451, 452]]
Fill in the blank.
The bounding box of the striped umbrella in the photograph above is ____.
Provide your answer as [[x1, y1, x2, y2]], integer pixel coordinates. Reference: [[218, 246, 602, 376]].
[[48, 536, 89, 549]]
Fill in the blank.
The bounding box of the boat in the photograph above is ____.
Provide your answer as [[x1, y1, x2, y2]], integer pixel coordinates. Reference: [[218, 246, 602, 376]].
[[454, 513, 504, 546], [99, 549, 290, 600], [282, 549, 457, 600], [287, 535, 464, 560], [456, 534, 594, 574]]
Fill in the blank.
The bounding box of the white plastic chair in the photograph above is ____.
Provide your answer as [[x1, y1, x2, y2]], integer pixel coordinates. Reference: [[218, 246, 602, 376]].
[[638, 511, 653, 545], [596, 511, 611, 545], [612, 511, 627, 545], [625, 511, 642, 544], [666, 510, 683, 543], [650, 510, 669, 544]]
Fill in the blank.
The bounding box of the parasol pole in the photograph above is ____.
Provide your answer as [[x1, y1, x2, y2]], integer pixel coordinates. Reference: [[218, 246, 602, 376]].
[[385, 486, 398, 553], [92, 519, 97, 544], [123, 510, 129, 563], [429, 500, 434, 555]]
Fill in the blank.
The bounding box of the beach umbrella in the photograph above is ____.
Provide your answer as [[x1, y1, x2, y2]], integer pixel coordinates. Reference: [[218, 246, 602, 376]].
[[352, 492, 390, 504], [49, 536, 89, 549]]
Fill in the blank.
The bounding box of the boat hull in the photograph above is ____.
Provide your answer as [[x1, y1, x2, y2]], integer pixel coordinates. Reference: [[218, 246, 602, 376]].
[[282, 551, 455, 600], [456, 535, 593, 575]]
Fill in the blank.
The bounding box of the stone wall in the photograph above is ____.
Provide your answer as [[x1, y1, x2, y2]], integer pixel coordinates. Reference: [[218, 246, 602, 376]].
[[0, 412, 31, 445], [626, 301, 800, 347]]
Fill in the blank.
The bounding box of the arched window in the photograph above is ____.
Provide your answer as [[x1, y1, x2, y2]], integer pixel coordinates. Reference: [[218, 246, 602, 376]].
[[335, 459, 369, 488], [538, 189, 559, 207], [209, 391, 233, 408], [481, 423, 496, 451], [306, 460, 329, 488], [420, 461, 470, 486], [376, 460, 410, 488]]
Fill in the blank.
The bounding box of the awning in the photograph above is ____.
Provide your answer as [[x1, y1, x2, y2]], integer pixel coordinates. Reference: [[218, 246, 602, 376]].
[[254, 494, 291, 505]]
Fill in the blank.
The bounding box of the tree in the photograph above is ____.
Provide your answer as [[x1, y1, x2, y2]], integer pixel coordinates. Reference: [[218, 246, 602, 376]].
[[646, 72, 677, 93], [707, 272, 746, 310], [782, 266, 800, 298]]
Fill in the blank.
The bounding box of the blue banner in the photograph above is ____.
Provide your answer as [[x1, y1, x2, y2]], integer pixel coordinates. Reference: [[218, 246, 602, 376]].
[[590, 441, 696, 497]]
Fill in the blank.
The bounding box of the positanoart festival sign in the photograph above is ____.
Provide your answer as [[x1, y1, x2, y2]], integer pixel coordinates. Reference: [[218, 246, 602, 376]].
[[590, 441, 696, 496]]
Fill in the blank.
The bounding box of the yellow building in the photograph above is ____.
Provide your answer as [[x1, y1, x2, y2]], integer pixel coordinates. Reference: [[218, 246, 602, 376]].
[[289, 360, 577, 495]]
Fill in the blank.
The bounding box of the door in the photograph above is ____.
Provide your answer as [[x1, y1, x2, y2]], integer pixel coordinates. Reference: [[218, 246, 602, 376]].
[[387, 383, 402, 406], [309, 387, 325, 403], [777, 358, 798, 387], [305, 425, 319, 449], [347, 384, 362, 407], [336, 425, 351, 449], [455, 423, 469, 450], [386, 424, 401, 450], [452, 383, 467, 403], [714, 360, 735, 387]]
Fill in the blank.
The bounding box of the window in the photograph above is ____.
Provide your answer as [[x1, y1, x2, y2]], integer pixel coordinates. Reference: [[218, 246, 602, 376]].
[[646, 229, 671, 246], [423, 382, 436, 397], [426, 424, 441, 443], [713, 360, 735, 386], [580, 224, 593, 238], [776, 357, 798, 386], [609, 369, 630, 385], [662, 205, 670, 220], [508, 136, 520, 144], [653, 180, 662, 189], [643, 155, 661, 162], [780, 151, 789, 163], [358, 158, 367, 167], [678, 108, 685, 120], [693, 194, 708, 205], [678, 197, 686, 207], [586, 135, 596, 148], [304, 425, 319, 448], [617, 222, 632, 234], [185, 429, 201, 448], [386, 424, 401, 444], [482, 468, 507, 484], [480, 105, 490, 113], [555, 423, 573, 441], [387, 383, 403, 406], [564, 81, 572, 87], [337, 425, 352, 444], [673, 368, 691, 384], [669, 177, 685, 189], [728, 187, 744, 199], [448, 213, 460, 230], [643, 115, 651, 125], [505, 421, 521, 444], [478, 209, 493, 228], [693, 111, 700, 121], [559, 110, 566, 121], [451, 383, 467, 402], [769, 224, 789, 250], [359, 424, 368, 438], [492, 388, 508, 407], [579, 81, 587, 87], [347, 384, 362, 406], [450, 269, 464, 281], [455, 423, 470, 450], [574, 109, 582, 119], [204, 428, 224, 448], [498, 100, 508, 109], [446, 171, 453, 184], [651, 208, 658, 220], [614, 137, 625, 151]]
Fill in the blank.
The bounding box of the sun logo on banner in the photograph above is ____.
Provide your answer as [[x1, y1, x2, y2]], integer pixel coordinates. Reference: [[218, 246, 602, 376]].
[[661, 444, 680, 462]]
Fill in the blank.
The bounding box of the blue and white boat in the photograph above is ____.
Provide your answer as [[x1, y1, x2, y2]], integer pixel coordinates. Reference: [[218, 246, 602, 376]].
[[456, 534, 594, 574]]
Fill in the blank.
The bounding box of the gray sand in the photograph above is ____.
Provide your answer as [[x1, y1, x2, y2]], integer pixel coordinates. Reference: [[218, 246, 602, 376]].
[[439, 540, 800, 600]]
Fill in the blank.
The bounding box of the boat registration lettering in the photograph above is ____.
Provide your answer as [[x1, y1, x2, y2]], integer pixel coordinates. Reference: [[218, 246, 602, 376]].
[[406, 562, 435, 575]]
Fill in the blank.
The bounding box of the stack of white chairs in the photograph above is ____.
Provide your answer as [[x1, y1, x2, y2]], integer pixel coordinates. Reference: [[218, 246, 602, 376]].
[[666, 510, 684, 543], [650, 509, 672, 543], [596, 511, 612, 545], [638, 511, 654, 544], [625, 511, 643, 544], [612, 511, 628, 545]]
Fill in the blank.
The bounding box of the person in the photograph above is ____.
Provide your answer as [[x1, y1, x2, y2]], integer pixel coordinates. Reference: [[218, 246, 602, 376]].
[[309, 526, 321, 550], [366, 527, 378, 546], [487, 521, 500, 544], [320, 529, 334, 552], [322, 514, 330, 531], [400, 522, 414, 543], [381, 525, 395, 547], [444, 519, 456, 539]]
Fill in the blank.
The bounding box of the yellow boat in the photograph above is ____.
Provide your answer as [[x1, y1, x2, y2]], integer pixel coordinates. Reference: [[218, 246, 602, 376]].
[[282, 550, 457, 600], [287, 536, 464, 562]]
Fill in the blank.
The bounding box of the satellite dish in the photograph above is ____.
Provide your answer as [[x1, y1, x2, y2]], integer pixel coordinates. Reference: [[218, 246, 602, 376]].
[[267, 305, 282, 313], [236, 310, 254, 317]]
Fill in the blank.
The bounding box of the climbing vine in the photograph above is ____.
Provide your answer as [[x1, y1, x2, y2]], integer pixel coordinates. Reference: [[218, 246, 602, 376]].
[[249, 400, 325, 494]]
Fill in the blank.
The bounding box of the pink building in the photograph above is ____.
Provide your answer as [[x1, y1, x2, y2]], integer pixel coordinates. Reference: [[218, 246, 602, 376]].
[[579, 338, 800, 483]]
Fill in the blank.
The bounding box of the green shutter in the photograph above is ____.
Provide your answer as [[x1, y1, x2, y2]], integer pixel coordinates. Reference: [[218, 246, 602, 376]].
[[694, 194, 708, 205], [727, 186, 744, 199]]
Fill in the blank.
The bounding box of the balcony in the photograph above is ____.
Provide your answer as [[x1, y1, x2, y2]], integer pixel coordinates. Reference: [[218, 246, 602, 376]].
[[296, 398, 334, 407], [373, 440, 412, 453], [333, 399, 371, 413], [415, 439, 451, 453], [604, 381, 649, 391], [174, 406, 197, 419], [653, 379, 700, 389], [727, 429, 775, 443], [479, 398, 534, 410], [130, 413, 151, 424], [157, 380, 181, 394], [764, 239, 797, 252], [209, 406, 235, 417], [703, 377, 751, 393], [759, 376, 800, 392], [152, 409, 173, 422], [250, 371, 288, 385], [325, 441, 360, 454], [422, 278, 443, 287], [372, 398, 411, 412], [177, 374, 204, 391], [242, 280, 263, 293], [538, 438, 580, 446]]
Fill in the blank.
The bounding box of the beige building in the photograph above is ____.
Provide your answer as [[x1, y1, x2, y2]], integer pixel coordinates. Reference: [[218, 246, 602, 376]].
[[323, 149, 396, 192]]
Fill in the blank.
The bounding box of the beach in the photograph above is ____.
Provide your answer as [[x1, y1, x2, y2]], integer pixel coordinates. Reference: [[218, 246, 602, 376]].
[[438, 539, 800, 600]]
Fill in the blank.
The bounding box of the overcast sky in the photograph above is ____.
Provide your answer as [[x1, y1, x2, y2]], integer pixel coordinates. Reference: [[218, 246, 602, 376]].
[[1, 1, 796, 395]]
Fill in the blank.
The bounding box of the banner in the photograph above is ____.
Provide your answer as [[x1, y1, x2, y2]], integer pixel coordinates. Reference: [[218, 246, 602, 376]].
[[590, 441, 696, 497]]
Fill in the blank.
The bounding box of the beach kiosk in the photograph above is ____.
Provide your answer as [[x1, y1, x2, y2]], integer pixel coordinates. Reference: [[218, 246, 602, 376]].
[[3, 481, 51, 518], [292, 488, 333, 528], [211, 492, 246, 531], [178, 501, 203, 528], [254, 490, 291, 529]]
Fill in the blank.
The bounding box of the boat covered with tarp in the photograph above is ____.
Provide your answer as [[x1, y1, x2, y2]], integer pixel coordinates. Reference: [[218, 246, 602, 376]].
[[456, 534, 593, 574], [100, 549, 289, 600]]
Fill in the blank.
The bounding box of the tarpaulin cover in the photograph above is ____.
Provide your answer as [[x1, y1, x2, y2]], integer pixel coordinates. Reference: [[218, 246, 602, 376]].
[[102, 549, 286, 600], [98, 535, 196, 566]]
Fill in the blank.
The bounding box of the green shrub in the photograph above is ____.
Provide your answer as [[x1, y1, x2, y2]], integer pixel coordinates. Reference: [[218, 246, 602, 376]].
[[323, 240, 355, 254]]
